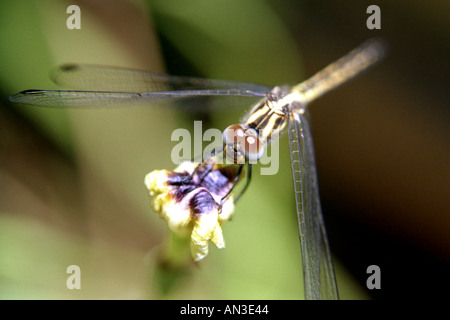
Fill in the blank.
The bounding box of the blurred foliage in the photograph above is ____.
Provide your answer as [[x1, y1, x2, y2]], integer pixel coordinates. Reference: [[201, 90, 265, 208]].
[[0, 0, 314, 300], [1, 0, 448, 300]]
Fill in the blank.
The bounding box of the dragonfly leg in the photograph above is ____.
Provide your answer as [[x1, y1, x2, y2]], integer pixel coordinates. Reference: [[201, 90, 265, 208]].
[[234, 163, 252, 204], [190, 157, 216, 184], [219, 163, 249, 209], [190, 146, 225, 183]]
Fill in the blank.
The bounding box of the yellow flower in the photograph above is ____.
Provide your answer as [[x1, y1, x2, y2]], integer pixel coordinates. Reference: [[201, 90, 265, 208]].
[[145, 161, 237, 261]]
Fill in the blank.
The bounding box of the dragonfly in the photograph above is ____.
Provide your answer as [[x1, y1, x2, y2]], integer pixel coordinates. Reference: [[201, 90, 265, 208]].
[[9, 39, 385, 300]]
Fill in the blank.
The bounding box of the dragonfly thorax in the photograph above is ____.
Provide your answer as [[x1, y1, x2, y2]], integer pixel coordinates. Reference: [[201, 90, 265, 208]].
[[222, 87, 294, 164], [222, 86, 299, 164]]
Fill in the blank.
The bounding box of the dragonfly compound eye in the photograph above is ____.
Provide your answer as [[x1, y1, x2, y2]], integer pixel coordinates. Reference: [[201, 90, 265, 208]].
[[243, 128, 264, 162], [222, 124, 264, 163], [223, 124, 247, 164]]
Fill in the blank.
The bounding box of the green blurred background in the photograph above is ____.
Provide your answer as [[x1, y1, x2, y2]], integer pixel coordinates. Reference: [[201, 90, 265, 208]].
[[0, 0, 448, 299]]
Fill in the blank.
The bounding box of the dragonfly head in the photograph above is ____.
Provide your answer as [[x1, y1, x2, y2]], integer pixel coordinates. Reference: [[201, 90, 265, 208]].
[[222, 124, 264, 164]]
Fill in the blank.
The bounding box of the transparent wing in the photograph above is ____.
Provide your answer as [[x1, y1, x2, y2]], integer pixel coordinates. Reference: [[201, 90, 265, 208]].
[[288, 111, 339, 300], [50, 64, 273, 93], [9, 64, 271, 107], [9, 88, 268, 107]]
